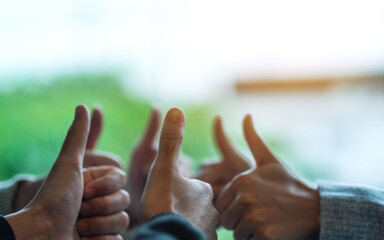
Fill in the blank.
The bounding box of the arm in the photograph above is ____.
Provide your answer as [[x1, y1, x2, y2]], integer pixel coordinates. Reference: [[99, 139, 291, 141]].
[[319, 181, 384, 240]]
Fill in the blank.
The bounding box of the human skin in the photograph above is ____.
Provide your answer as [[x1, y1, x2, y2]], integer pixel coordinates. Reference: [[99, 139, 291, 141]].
[[216, 114, 320, 240], [126, 108, 160, 226], [126, 108, 192, 226], [139, 107, 219, 240], [196, 116, 252, 204], [6, 105, 128, 240], [10, 106, 129, 239]]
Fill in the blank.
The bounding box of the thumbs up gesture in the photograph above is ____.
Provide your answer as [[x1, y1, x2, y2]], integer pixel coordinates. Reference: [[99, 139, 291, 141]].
[[216, 115, 320, 240], [126, 108, 193, 226], [139, 108, 219, 240], [5, 105, 128, 240], [196, 116, 252, 204]]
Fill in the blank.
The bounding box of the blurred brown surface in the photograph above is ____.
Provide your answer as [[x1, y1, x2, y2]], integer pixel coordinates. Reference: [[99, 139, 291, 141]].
[[235, 75, 384, 92]]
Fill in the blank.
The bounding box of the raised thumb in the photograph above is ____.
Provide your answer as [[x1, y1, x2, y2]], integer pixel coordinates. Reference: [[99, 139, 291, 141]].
[[213, 116, 237, 160], [86, 105, 103, 150], [155, 107, 185, 174], [243, 114, 278, 167], [56, 105, 90, 169], [140, 108, 161, 147]]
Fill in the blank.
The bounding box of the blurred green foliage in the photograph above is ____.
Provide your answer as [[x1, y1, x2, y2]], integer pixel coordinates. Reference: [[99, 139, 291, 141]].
[[0, 73, 220, 180], [0, 74, 322, 239], [0, 74, 237, 239]]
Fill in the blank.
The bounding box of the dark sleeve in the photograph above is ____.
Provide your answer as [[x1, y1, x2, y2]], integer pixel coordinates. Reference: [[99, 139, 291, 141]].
[[0, 215, 16, 240], [131, 213, 206, 240]]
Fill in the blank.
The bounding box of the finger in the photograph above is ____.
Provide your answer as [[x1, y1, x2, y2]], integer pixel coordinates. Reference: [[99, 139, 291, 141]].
[[77, 211, 129, 236], [81, 235, 123, 240], [81, 189, 130, 216], [216, 180, 237, 214], [221, 200, 242, 230], [155, 107, 185, 175], [57, 105, 90, 170], [140, 108, 161, 146], [214, 116, 237, 158], [234, 218, 254, 240], [87, 105, 104, 150], [84, 151, 123, 169], [83, 167, 127, 199], [243, 114, 278, 167]]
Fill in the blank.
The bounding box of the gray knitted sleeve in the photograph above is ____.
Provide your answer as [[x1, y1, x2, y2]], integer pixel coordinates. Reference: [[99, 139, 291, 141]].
[[318, 181, 384, 240]]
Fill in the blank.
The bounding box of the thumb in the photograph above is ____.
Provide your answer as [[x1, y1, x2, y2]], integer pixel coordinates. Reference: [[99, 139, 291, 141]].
[[213, 116, 238, 160], [153, 107, 185, 175], [140, 108, 161, 147], [56, 105, 90, 170], [243, 114, 278, 167], [86, 105, 103, 150]]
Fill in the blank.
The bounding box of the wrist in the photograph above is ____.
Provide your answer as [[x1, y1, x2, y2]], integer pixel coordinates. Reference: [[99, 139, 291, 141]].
[[6, 206, 52, 240]]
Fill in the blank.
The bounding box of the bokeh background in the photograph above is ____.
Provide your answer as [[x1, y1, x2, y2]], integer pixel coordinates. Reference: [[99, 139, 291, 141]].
[[1, 0, 384, 239]]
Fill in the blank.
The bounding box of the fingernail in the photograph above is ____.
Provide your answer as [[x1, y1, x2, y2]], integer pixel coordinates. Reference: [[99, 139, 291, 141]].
[[166, 108, 184, 122], [80, 202, 91, 216], [84, 188, 97, 199], [77, 220, 89, 233]]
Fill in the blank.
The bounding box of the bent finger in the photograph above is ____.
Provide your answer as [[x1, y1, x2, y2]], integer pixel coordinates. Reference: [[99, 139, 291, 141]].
[[84, 151, 123, 169], [216, 180, 237, 213], [81, 189, 130, 216], [221, 200, 242, 230], [77, 211, 129, 236], [84, 167, 127, 199]]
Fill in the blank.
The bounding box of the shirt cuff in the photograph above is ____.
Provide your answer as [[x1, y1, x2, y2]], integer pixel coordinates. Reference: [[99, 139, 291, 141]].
[[0, 174, 37, 215], [318, 180, 384, 240]]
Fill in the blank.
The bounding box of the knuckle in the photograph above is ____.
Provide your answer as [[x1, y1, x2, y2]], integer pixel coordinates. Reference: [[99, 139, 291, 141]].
[[233, 174, 250, 187], [235, 194, 253, 205], [121, 189, 131, 209], [195, 180, 214, 198], [113, 157, 123, 169], [120, 211, 130, 228], [112, 168, 127, 183], [246, 210, 262, 225]]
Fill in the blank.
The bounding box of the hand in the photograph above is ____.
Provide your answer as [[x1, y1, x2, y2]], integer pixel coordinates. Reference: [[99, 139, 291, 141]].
[[12, 106, 122, 212], [79, 106, 130, 238], [216, 115, 320, 240], [139, 108, 219, 240], [196, 116, 251, 204], [78, 166, 130, 237], [84, 105, 123, 169], [6, 105, 92, 239], [126, 108, 192, 226]]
